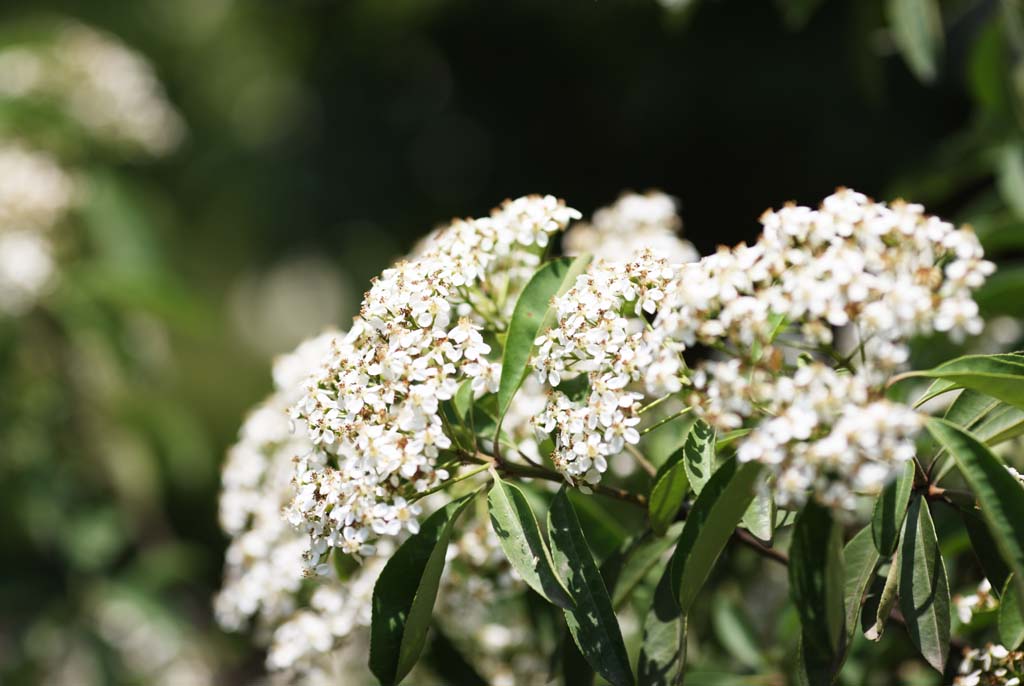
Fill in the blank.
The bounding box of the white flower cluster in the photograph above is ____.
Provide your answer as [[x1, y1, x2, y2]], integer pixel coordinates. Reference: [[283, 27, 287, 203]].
[[563, 191, 699, 264], [953, 579, 998, 625], [533, 189, 991, 507], [215, 331, 337, 632], [707, 361, 922, 508], [956, 644, 1023, 686], [0, 142, 75, 314], [533, 251, 674, 485], [0, 22, 184, 155], [290, 196, 580, 557]]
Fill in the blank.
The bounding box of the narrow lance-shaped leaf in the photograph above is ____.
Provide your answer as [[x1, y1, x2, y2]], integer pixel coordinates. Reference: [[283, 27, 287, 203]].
[[487, 475, 573, 609], [497, 254, 592, 419], [865, 554, 900, 641], [898, 496, 951, 673], [1001, 576, 1024, 650], [648, 446, 691, 536], [741, 473, 775, 543], [671, 458, 764, 614], [370, 493, 478, 686], [872, 460, 915, 556], [682, 419, 717, 496], [789, 501, 846, 674], [548, 488, 634, 686], [927, 417, 1024, 614], [637, 566, 687, 686], [906, 354, 1024, 410], [844, 526, 881, 644]]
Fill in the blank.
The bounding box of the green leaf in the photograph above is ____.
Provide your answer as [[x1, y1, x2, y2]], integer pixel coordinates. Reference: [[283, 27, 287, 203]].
[[927, 417, 1024, 613], [610, 523, 684, 609], [638, 566, 687, 686], [333, 550, 360, 580], [741, 475, 775, 543], [999, 144, 1024, 219], [1000, 576, 1024, 650], [682, 419, 717, 496], [865, 554, 900, 641], [370, 493, 477, 685], [789, 501, 845, 669], [844, 526, 881, 644], [962, 507, 1012, 597], [711, 593, 764, 670], [908, 355, 1024, 410], [487, 475, 573, 609], [648, 446, 691, 536], [497, 255, 592, 420], [898, 496, 950, 673], [944, 389, 1001, 430], [975, 403, 1024, 446], [871, 460, 915, 556], [886, 0, 943, 83], [548, 488, 634, 686], [671, 458, 763, 614]]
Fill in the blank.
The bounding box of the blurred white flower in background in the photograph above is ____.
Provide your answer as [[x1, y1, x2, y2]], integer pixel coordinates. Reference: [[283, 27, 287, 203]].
[[0, 142, 75, 314], [0, 22, 185, 155]]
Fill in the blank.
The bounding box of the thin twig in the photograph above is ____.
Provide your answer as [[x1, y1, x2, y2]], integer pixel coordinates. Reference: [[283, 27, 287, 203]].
[[626, 444, 657, 477]]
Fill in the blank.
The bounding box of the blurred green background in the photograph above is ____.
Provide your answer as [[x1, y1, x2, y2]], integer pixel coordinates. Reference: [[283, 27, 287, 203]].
[[0, 0, 1022, 683]]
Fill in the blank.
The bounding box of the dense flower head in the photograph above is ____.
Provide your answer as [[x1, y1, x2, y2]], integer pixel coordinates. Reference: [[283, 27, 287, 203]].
[[0, 142, 75, 314], [0, 22, 185, 155], [563, 190, 699, 264], [533, 189, 992, 506], [532, 250, 674, 484], [290, 196, 580, 558]]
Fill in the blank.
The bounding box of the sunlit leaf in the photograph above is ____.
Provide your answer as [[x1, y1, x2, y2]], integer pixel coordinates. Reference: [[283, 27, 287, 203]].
[[844, 526, 880, 644], [928, 417, 1024, 613], [1000, 576, 1024, 650], [908, 354, 1024, 410], [497, 255, 592, 420], [648, 445, 691, 536], [638, 565, 686, 686], [548, 488, 634, 686], [682, 419, 717, 496], [487, 475, 573, 609], [865, 554, 900, 641]]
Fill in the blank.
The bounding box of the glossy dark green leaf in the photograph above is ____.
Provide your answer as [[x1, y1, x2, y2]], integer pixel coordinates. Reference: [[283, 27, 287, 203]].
[[682, 419, 717, 496], [886, 0, 943, 83], [909, 355, 1024, 410], [670, 459, 763, 615], [487, 475, 573, 609], [1001, 576, 1024, 649], [648, 446, 691, 536], [962, 507, 1012, 597], [638, 565, 687, 686], [898, 497, 950, 673], [865, 554, 900, 641], [548, 488, 634, 686], [789, 501, 845, 670], [497, 255, 592, 419], [844, 526, 880, 644], [871, 460, 915, 556], [370, 493, 477, 686], [944, 389, 1000, 429], [928, 417, 1024, 613]]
